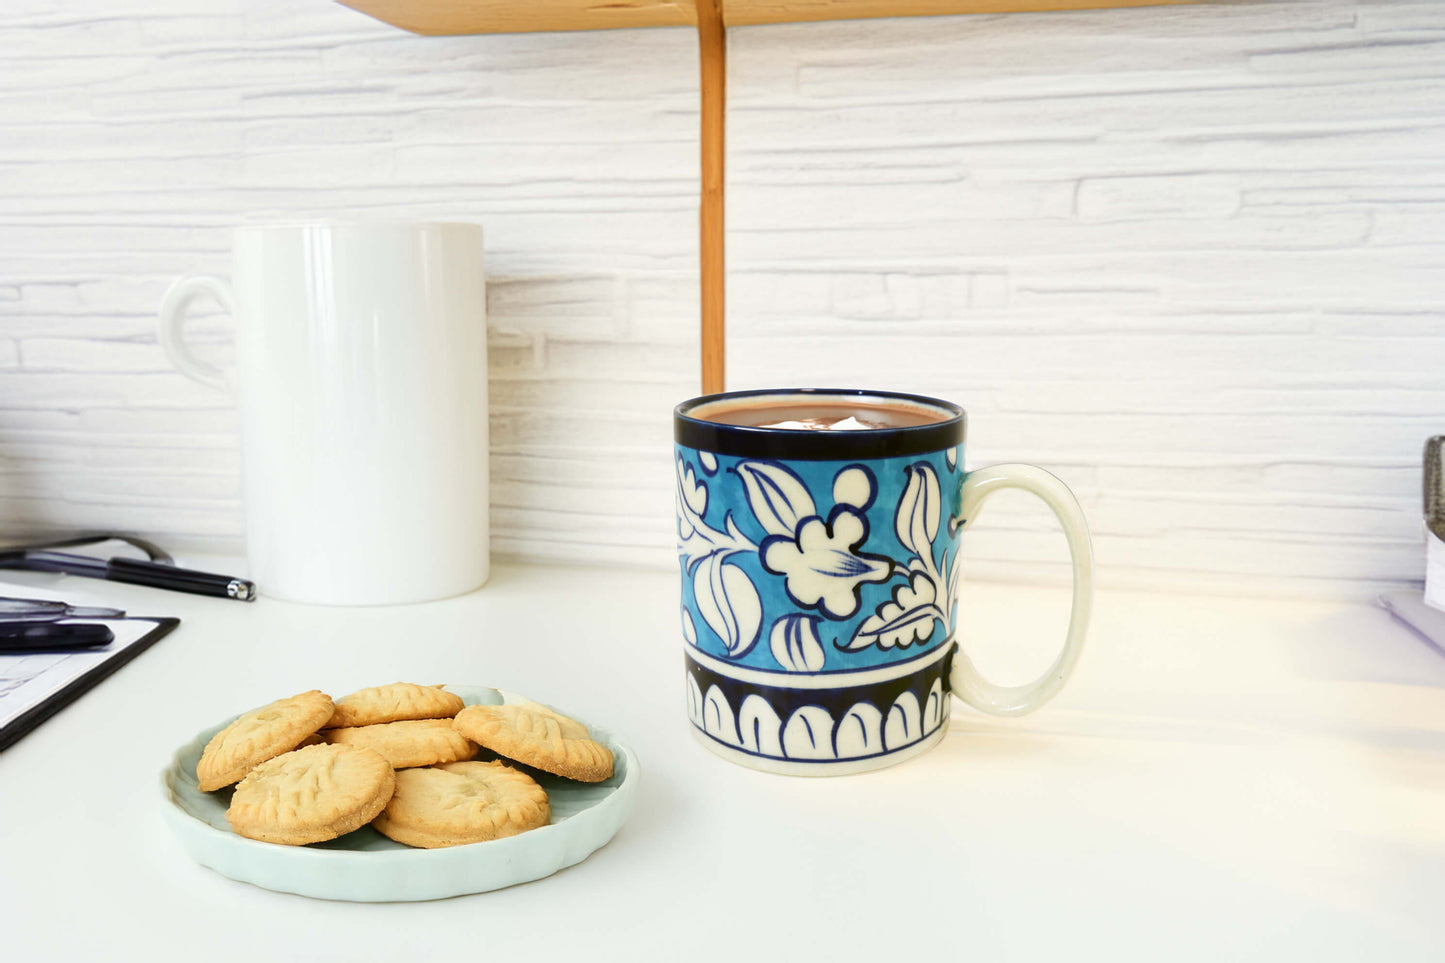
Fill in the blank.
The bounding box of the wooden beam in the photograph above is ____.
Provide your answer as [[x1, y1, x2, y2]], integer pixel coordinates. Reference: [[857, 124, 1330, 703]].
[[338, 0, 1194, 36], [698, 0, 726, 394]]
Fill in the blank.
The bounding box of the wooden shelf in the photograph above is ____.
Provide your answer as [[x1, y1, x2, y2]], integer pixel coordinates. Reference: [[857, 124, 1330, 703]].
[[338, 0, 1195, 36]]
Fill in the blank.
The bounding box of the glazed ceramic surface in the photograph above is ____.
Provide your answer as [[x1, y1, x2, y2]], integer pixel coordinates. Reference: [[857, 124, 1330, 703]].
[[674, 389, 1094, 776], [160, 687, 638, 901], [158, 222, 489, 605]]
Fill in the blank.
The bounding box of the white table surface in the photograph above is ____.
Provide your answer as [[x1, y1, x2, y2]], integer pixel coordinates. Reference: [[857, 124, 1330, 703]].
[[2, 562, 1443, 962]]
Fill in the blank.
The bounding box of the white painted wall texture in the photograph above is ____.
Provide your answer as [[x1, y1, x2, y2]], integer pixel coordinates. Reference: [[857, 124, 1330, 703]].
[[1, 0, 1442, 598]]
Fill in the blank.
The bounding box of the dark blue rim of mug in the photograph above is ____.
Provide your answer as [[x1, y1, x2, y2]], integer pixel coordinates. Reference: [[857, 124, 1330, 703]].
[[674, 388, 966, 460]]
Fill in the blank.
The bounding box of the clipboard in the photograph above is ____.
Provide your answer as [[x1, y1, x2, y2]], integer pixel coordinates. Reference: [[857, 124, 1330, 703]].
[[0, 615, 179, 752]]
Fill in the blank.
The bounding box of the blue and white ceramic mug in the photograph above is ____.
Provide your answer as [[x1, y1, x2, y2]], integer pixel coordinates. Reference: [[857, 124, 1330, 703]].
[[674, 388, 1093, 776]]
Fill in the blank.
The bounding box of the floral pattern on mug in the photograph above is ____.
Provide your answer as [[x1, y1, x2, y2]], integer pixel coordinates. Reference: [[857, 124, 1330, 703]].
[[760, 508, 893, 619], [843, 463, 962, 652], [676, 455, 759, 657], [676, 445, 964, 673]]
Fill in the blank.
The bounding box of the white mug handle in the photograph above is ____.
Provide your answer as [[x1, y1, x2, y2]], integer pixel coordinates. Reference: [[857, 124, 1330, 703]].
[[158, 275, 236, 393], [949, 464, 1094, 717]]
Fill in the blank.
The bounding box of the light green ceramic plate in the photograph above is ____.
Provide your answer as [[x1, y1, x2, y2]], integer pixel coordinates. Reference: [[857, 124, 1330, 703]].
[[160, 686, 639, 902]]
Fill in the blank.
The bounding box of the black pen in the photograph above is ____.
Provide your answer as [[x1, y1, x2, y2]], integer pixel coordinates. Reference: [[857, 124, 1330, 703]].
[[0, 550, 256, 601], [0, 622, 115, 652]]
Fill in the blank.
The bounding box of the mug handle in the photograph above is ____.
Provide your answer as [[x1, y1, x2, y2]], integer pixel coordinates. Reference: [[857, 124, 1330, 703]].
[[158, 275, 236, 393], [949, 464, 1094, 717]]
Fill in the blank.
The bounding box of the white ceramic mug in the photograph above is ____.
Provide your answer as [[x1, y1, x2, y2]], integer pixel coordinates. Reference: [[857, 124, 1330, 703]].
[[159, 222, 489, 605]]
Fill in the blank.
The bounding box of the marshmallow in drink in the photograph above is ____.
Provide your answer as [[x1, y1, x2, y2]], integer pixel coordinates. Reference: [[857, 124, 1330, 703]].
[[759, 416, 880, 431]]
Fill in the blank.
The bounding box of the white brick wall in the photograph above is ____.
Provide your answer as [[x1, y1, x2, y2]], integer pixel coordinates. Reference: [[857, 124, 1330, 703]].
[[2, 0, 1443, 598]]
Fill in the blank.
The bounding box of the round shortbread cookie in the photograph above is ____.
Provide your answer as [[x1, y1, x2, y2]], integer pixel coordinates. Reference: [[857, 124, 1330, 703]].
[[452, 701, 614, 783], [322, 719, 477, 769], [227, 743, 396, 846], [371, 760, 550, 849], [195, 690, 335, 792], [328, 683, 464, 728]]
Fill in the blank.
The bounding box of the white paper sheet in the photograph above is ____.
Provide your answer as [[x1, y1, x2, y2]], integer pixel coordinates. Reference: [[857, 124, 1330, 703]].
[[0, 579, 174, 746], [0, 617, 164, 732]]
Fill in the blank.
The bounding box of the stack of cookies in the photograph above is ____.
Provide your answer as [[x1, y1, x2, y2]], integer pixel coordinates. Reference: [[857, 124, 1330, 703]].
[[194, 683, 614, 849]]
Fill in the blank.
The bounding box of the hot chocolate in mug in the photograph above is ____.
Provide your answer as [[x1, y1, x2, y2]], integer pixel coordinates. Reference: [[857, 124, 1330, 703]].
[[673, 388, 1093, 775]]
